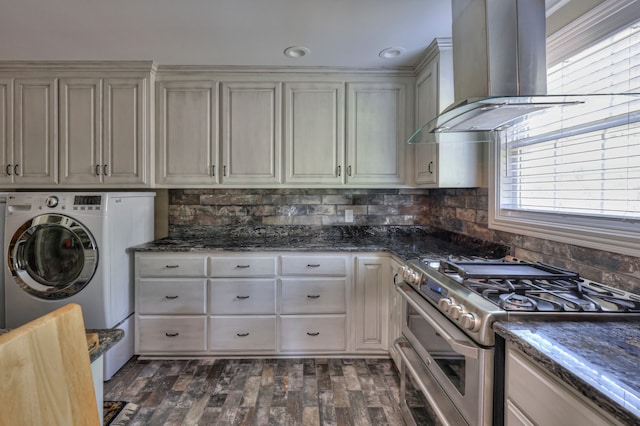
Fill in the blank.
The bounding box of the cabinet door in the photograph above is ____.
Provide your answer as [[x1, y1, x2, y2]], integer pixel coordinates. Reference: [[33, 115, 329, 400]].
[[284, 82, 344, 184], [157, 80, 218, 185], [59, 77, 102, 185], [221, 82, 281, 184], [0, 78, 12, 184], [103, 77, 148, 185], [346, 83, 406, 185], [414, 63, 438, 185], [354, 255, 390, 351], [13, 78, 57, 184]]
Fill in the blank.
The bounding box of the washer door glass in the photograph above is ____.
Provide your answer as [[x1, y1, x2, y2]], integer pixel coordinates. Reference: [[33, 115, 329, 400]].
[[9, 214, 98, 300]]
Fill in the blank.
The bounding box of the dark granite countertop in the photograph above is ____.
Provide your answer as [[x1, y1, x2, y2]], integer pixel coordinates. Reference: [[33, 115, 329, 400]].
[[0, 327, 123, 363], [495, 320, 640, 425], [87, 328, 124, 363], [129, 225, 509, 260]]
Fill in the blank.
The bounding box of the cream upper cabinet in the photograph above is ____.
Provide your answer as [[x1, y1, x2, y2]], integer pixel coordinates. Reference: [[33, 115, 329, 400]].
[[60, 76, 149, 186], [346, 82, 407, 185], [156, 80, 218, 185], [5, 78, 58, 185], [284, 82, 345, 184], [0, 78, 12, 185], [221, 81, 281, 185], [413, 39, 482, 188]]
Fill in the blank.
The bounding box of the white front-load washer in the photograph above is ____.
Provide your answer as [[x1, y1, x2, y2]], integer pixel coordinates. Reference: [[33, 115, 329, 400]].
[[4, 191, 155, 379]]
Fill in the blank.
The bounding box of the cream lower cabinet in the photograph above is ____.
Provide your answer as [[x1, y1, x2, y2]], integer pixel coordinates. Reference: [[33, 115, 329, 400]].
[[279, 254, 349, 353], [505, 343, 623, 426], [136, 252, 402, 357], [135, 253, 209, 354], [387, 258, 404, 368], [353, 255, 390, 352], [208, 255, 278, 353]]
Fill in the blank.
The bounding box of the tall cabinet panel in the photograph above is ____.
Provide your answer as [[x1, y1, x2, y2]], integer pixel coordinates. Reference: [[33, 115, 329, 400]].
[[13, 78, 58, 185], [59, 78, 102, 185], [284, 82, 344, 184], [0, 78, 12, 185], [346, 82, 406, 185], [156, 80, 218, 185], [221, 82, 281, 184], [103, 77, 148, 185]]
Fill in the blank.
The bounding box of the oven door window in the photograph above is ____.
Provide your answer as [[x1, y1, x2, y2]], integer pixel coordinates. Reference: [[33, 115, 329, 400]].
[[408, 305, 466, 395]]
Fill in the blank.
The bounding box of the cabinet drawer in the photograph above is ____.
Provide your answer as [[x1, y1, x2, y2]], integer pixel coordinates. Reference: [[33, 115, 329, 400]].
[[280, 278, 346, 314], [209, 316, 276, 351], [209, 256, 277, 277], [137, 316, 207, 352], [280, 315, 346, 351], [137, 255, 207, 278], [138, 279, 207, 314], [281, 255, 347, 276], [209, 279, 276, 314]]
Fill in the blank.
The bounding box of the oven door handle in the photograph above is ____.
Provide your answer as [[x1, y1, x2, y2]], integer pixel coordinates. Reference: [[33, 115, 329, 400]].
[[396, 283, 479, 359]]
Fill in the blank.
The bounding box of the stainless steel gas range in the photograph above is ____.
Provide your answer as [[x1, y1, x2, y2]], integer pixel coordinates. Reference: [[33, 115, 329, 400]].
[[393, 256, 640, 426]]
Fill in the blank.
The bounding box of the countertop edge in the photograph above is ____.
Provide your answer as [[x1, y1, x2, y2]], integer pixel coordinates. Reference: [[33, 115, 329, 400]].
[[494, 321, 640, 426], [86, 328, 124, 363]]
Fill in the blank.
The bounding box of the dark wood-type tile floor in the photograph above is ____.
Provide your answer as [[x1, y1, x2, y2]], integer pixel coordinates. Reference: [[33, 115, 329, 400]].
[[104, 357, 408, 426]]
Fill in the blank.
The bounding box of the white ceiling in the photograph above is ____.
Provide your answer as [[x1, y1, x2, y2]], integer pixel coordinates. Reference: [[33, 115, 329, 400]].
[[0, 0, 453, 68]]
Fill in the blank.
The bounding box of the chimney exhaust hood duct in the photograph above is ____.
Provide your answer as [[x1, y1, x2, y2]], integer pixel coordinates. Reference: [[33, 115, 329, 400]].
[[408, 0, 640, 144]]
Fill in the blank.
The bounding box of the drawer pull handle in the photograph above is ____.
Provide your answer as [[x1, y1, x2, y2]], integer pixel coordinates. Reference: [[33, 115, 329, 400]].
[[236, 265, 251, 268], [165, 295, 179, 299], [236, 295, 250, 299], [307, 294, 320, 299], [307, 264, 321, 268], [165, 265, 180, 269], [306, 332, 320, 336], [165, 332, 179, 337], [236, 332, 250, 337]]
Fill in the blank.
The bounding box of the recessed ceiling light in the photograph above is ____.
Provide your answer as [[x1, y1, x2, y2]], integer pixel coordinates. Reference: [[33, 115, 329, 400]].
[[284, 46, 310, 58], [379, 47, 405, 59]]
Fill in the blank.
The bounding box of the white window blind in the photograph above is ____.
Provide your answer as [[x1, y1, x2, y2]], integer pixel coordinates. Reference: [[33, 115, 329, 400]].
[[490, 18, 640, 256], [499, 24, 640, 221]]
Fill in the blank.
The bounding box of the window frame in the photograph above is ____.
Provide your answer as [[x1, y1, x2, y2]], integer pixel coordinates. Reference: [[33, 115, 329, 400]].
[[488, 0, 640, 257]]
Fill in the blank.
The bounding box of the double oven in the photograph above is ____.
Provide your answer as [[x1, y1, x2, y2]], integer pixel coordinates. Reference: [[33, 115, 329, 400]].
[[393, 257, 640, 426]]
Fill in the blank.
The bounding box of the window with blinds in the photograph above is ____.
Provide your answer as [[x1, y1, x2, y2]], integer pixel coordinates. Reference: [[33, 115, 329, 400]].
[[492, 21, 640, 256]]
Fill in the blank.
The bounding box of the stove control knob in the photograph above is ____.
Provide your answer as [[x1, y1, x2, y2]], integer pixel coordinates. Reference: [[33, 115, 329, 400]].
[[438, 297, 454, 311], [449, 304, 465, 320], [460, 312, 481, 331]]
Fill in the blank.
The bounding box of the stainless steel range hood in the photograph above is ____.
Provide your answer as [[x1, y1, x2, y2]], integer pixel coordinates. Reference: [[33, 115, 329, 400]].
[[408, 0, 640, 144]]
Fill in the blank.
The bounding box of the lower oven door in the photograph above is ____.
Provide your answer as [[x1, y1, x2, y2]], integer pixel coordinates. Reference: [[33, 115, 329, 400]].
[[395, 283, 494, 426]]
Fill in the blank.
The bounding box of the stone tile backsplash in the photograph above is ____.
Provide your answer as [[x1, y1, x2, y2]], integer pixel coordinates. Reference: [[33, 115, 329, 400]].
[[168, 188, 640, 294]]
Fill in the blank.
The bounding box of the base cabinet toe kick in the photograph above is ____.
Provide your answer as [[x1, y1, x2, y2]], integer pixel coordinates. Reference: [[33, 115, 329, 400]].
[[134, 251, 390, 357]]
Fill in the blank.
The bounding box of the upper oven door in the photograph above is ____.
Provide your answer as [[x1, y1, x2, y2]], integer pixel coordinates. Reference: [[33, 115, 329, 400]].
[[396, 282, 494, 426]]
